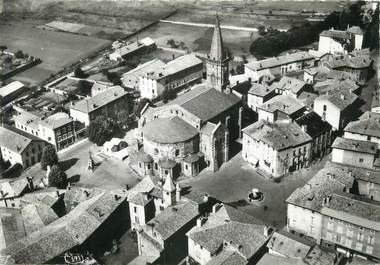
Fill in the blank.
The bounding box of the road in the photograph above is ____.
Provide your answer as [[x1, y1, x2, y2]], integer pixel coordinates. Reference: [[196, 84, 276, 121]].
[[159, 19, 287, 32]]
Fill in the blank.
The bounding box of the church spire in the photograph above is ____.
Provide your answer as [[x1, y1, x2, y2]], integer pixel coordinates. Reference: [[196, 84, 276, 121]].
[[209, 15, 225, 61]]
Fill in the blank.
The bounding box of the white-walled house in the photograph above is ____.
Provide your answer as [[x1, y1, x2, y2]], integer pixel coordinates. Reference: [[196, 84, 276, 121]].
[[242, 120, 312, 178], [247, 82, 276, 112], [0, 127, 47, 168], [314, 90, 358, 130], [332, 137, 378, 169], [344, 112, 380, 149], [318, 26, 364, 54]]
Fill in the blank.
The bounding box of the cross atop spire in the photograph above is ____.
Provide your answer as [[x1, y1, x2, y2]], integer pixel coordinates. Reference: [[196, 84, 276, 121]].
[[209, 15, 225, 61]]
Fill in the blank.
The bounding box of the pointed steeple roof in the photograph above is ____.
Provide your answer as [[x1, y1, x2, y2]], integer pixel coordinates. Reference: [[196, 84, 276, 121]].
[[163, 175, 176, 192], [209, 15, 225, 61]]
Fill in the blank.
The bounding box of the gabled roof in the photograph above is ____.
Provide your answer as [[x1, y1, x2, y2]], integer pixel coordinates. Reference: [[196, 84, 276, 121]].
[[40, 112, 73, 130], [316, 89, 357, 110], [128, 192, 151, 206], [326, 54, 372, 69], [0, 127, 35, 154], [206, 250, 247, 265], [69, 86, 127, 113], [167, 84, 240, 122], [248, 82, 275, 97], [243, 120, 312, 151], [268, 230, 314, 259], [0, 208, 26, 250], [321, 192, 380, 230], [245, 52, 314, 71], [271, 76, 306, 95], [320, 29, 351, 39], [148, 202, 199, 240], [332, 137, 378, 154], [344, 113, 380, 138], [188, 222, 268, 259], [257, 95, 305, 116], [286, 165, 355, 212], [2, 190, 127, 264], [21, 203, 58, 235]]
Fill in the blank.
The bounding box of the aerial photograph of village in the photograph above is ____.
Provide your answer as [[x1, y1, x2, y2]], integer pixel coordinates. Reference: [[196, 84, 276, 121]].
[[0, 0, 378, 264]]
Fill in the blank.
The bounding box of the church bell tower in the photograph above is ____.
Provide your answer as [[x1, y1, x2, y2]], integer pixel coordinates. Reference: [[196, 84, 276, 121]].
[[206, 15, 231, 93]]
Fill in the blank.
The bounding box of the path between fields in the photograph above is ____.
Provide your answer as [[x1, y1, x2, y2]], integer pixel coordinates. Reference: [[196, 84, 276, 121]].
[[159, 19, 287, 32]]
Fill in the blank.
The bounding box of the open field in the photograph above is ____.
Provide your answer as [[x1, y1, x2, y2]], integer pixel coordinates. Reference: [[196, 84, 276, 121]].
[[0, 21, 110, 84], [126, 22, 258, 59]]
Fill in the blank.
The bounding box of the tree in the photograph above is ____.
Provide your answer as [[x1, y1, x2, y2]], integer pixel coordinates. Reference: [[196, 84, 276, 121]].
[[74, 66, 87, 78], [14, 50, 24, 59], [40, 145, 58, 170], [77, 80, 93, 96], [161, 88, 170, 103], [48, 165, 67, 189], [0, 46, 7, 54], [88, 118, 118, 146]]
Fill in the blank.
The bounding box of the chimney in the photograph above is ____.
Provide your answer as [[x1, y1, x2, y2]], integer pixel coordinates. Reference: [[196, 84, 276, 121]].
[[340, 94, 345, 100], [264, 226, 272, 237], [203, 194, 209, 202], [114, 194, 121, 201], [26, 176, 34, 191], [322, 195, 331, 206], [56, 190, 60, 197], [301, 125, 307, 132], [196, 217, 207, 228], [84, 190, 90, 197], [212, 203, 223, 213]]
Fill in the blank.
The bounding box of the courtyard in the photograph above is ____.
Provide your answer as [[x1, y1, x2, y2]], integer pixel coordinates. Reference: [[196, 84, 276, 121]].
[[181, 151, 329, 229]]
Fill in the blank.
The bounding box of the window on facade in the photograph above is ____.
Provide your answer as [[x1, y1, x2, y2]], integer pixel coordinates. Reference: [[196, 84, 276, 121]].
[[368, 236, 375, 245], [135, 216, 139, 224], [366, 246, 373, 254], [345, 238, 352, 248], [154, 148, 158, 155], [337, 225, 343, 234], [356, 242, 363, 251], [185, 165, 188, 170], [327, 221, 334, 231], [165, 170, 169, 175], [139, 163, 142, 168], [134, 206, 137, 213], [175, 149, 179, 157], [323, 105, 327, 111], [359, 158, 364, 163], [154, 163, 158, 170], [357, 233, 364, 241]]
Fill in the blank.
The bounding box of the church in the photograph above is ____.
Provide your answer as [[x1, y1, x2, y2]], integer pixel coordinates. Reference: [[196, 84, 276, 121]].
[[136, 16, 242, 179]]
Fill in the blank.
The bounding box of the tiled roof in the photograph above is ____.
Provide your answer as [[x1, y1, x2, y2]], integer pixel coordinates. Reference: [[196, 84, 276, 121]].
[[168, 84, 240, 122], [298, 92, 318, 109], [346, 26, 364, 35], [2, 190, 126, 264], [321, 192, 380, 230], [0, 178, 30, 199], [69, 86, 127, 113], [206, 250, 247, 265], [344, 113, 380, 138], [0, 208, 26, 249], [329, 161, 380, 185], [163, 175, 176, 192], [314, 79, 359, 95], [326, 54, 372, 69], [164, 54, 203, 75], [142, 116, 199, 144], [320, 29, 351, 39], [39, 112, 73, 130], [21, 203, 58, 235], [189, 222, 268, 259], [243, 120, 312, 151], [0, 126, 35, 154], [209, 15, 226, 62], [295, 111, 332, 138], [148, 202, 199, 240], [257, 95, 305, 116], [64, 187, 104, 210], [20, 188, 64, 208], [248, 82, 275, 97], [271, 76, 306, 95], [13, 112, 39, 130], [316, 89, 357, 110], [332, 137, 378, 154], [128, 192, 151, 206], [245, 52, 314, 71], [300, 245, 338, 265], [286, 165, 355, 212], [122, 59, 166, 88], [267, 230, 314, 259]]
